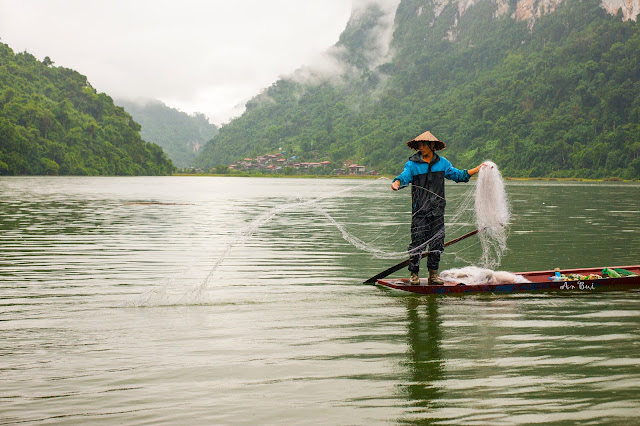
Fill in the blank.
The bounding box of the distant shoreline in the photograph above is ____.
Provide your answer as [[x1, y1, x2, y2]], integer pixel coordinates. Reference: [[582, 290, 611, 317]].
[[0, 174, 636, 182], [172, 173, 384, 179], [172, 173, 637, 182]]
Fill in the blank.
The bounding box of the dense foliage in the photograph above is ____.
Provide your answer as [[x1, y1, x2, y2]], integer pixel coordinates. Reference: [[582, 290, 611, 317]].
[[196, 0, 640, 179], [117, 99, 217, 168], [0, 42, 173, 175]]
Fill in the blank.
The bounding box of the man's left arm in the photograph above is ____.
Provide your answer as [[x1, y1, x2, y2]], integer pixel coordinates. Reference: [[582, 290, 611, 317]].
[[467, 163, 487, 176], [444, 160, 471, 183]]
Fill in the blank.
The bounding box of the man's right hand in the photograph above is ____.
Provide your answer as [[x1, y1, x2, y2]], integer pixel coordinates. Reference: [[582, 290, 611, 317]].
[[391, 180, 400, 191]]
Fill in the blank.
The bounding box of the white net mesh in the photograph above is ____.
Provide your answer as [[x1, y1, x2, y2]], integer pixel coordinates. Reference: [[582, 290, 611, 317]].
[[440, 266, 529, 285], [132, 162, 513, 305], [474, 160, 510, 269]]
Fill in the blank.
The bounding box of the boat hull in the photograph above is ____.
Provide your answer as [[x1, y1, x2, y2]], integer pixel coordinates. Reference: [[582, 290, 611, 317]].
[[375, 265, 640, 295]]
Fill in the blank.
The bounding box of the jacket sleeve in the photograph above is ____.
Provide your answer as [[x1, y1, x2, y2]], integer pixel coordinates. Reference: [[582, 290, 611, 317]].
[[444, 160, 471, 183], [393, 162, 413, 188]]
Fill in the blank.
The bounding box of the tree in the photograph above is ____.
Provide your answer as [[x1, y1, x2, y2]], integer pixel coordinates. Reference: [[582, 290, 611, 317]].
[[214, 164, 229, 174], [0, 41, 174, 176]]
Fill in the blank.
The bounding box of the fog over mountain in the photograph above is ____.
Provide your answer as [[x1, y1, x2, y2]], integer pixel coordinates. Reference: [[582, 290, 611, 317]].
[[116, 99, 218, 168], [195, 0, 640, 179]]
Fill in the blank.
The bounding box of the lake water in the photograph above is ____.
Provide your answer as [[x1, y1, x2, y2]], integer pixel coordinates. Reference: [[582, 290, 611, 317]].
[[1, 176, 639, 424]]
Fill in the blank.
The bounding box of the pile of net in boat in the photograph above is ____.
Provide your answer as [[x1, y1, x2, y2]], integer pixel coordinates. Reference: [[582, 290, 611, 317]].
[[440, 266, 530, 285]]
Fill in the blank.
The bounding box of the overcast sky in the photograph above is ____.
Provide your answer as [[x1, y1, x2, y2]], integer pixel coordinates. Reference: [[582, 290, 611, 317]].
[[0, 0, 361, 125]]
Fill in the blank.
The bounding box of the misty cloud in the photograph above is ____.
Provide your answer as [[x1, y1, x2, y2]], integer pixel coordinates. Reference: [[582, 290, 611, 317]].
[[285, 0, 400, 86], [351, 0, 401, 67], [0, 0, 353, 125]]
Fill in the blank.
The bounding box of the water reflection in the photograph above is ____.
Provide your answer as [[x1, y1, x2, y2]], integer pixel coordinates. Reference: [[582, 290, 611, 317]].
[[401, 296, 444, 421]]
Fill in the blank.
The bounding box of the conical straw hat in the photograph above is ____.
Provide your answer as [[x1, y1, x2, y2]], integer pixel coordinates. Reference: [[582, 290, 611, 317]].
[[406, 131, 446, 150]]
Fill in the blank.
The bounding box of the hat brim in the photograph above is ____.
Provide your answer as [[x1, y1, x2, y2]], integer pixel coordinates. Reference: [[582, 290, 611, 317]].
[[407, 139, 446, 151]]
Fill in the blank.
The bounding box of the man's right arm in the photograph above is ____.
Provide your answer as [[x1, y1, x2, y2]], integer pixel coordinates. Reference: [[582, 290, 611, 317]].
[[391, 162, 412, 191]]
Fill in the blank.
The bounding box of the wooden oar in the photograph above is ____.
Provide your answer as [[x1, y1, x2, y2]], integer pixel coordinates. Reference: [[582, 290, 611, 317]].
[[363, 229, 479, 284]]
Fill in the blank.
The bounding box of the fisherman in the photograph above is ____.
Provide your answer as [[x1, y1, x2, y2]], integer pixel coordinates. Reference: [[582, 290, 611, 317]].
[[391, 131, 485, 285]]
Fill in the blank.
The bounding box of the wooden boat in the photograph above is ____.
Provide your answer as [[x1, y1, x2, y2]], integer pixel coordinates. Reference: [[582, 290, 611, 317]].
[[375, 265, 640, 295]]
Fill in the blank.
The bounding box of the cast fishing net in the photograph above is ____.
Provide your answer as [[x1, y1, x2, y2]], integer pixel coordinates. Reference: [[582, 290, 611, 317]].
[[132, 161, 510, 306], [311, 160, 512, 269], [381, 160, 510, 268]]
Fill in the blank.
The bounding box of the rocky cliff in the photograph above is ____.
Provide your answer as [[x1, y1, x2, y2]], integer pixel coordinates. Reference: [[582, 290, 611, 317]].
[[426, 0, 639, 31], [600, 0, 640, 20]]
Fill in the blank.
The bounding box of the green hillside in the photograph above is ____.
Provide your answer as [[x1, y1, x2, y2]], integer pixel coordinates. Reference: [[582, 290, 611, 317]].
[[196, 0, 640, 179], [0, 42, 173, 175], [117, 100, 218, 168]]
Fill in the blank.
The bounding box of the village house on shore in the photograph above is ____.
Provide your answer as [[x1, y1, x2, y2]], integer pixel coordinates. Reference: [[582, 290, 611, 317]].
[[225, 152, 375, 175]]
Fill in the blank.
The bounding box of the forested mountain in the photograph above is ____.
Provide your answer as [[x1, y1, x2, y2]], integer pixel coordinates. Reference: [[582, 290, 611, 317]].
[[117, 100, 218, 168], [196, 0, 640, 179], [0, 42, 173, 175]]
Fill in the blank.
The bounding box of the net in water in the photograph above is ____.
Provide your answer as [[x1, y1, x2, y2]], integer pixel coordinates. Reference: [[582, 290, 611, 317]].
[[132, 161, 512, 306]]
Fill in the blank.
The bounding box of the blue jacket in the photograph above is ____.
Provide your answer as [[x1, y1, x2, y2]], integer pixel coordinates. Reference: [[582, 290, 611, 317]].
[[393, 152, 470, 217]]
